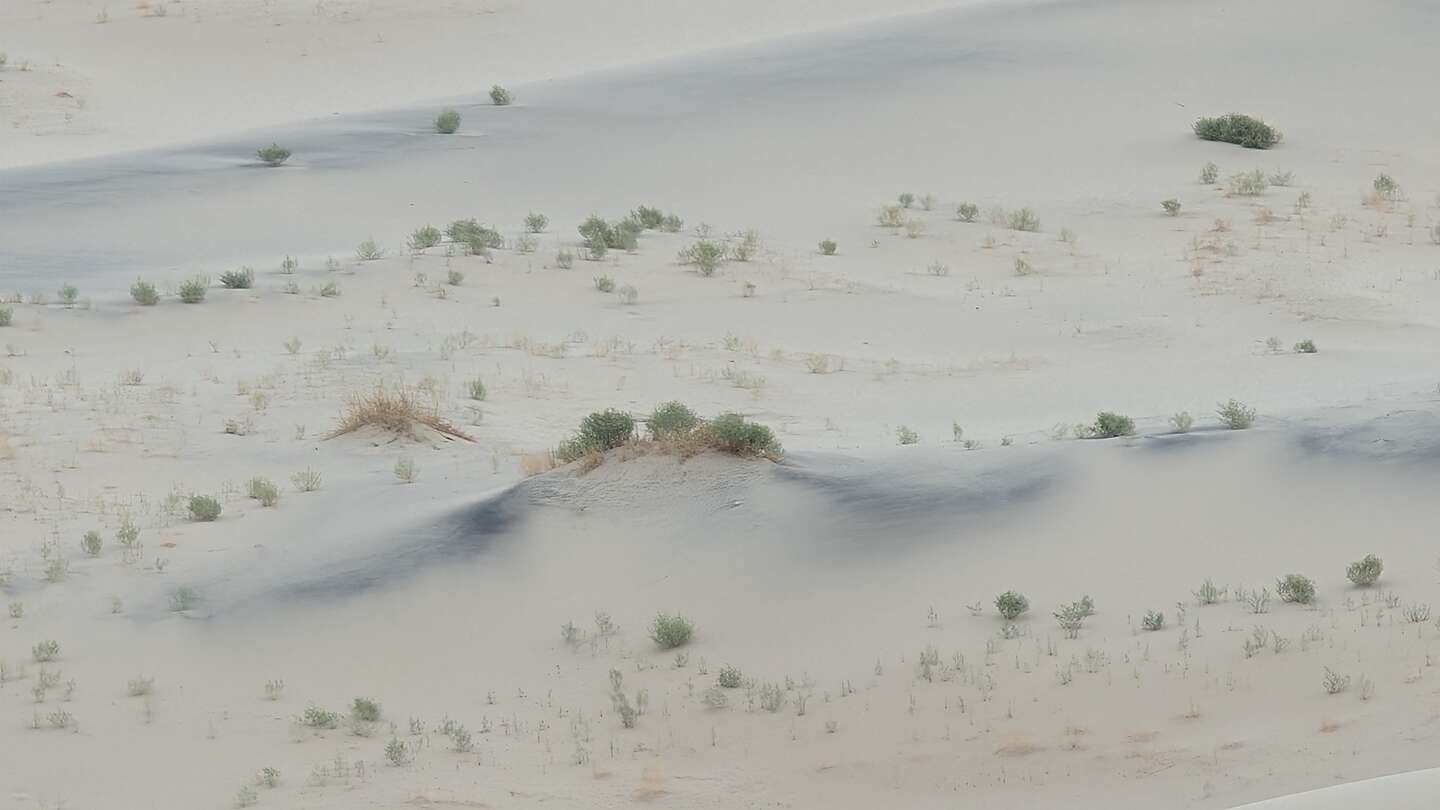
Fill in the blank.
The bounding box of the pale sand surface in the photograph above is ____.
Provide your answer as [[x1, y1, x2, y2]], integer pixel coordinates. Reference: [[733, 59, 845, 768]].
[[3, 0, 1440, 808]]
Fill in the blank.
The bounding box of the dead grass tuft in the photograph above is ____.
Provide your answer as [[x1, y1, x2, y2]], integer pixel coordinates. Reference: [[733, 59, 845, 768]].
[[328, 385, 472, 442]]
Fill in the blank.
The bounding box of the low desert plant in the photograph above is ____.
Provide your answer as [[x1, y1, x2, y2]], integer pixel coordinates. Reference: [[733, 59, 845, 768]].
[[169, 586, 198, 612], [219, 267, 255, 289], [127, 676, 154, 697], [818, 239, 837, 255], [1216, 399, 1256, 429], [1322, 667, 1350, 695], [555, 249, 575, 269], [302, 705, 338, 729], [1053, 601, 1088, 639], [329, 385, 470, 440], [58, 284, 80, 306], [593, 275, 615, 292], [1193, 113, 1280, 149], [576, 409, 634, 451], [1199, 162, 1219, 183], [1141, 610, 1165, 631], [649, 613, 694, 648], [1090, 411, 1135, 438], [1170, 412, 1193, 433], [877, 205, 905, 228], [995, 591, 1029, 620], [408, 225, 442, 251], [489, 84, 513, 105], [256, 143, 291, 166], [617, 284, 639, 304], [446, 270, 464, 286], [1161, 199, 1182, 217], [247, 477, 280, 506], [956, 202, 979, 222], [523, 211, 549, 233], [1013, 256, 1034, 275], [648, 401, 699, 440], [1373, 173, 1401, 201], [356, 239, 385, 261], [434, 108, 462, 134], [130, 280, 160, 305], [1346, 554, 1383, 587], [896, 425, 919, 445], [81, 531, 102, 557], [0, 306, 10, 327], [291, 468, 322, 492], [717, 665, 743, 689], [729, 229, 760, 261], [393, 457, 418, 483], [466, 378, 487, 401], [1276, 574, 1315, 604], [178, 275, 209, 303], [188, 495, 222, 522], [1227, 170, 1268, 196], [33, 640, 60, 662], [679, 240, 727, 276], [1007, 207, 1041, 232], [898, 192, 915, 209], [1294, 339, 1317, 353], [1269, 170, 1294, 186], [351, 698, 382, 723], [699, 413, 781, 457]]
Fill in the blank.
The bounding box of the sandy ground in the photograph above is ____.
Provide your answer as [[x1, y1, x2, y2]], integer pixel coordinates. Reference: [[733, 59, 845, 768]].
[[3, 0, 1440, 808]]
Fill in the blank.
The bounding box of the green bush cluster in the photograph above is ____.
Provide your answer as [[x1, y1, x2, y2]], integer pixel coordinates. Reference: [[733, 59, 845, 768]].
[[1193, 114, 1281, 149]]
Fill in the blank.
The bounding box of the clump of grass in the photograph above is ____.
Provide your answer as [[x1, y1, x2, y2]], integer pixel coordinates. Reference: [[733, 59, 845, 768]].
[[302, 705, 339, 729], [1294, 339, 1317, 354], [1161, 199, 1182, 217], [80, 531, 102, 558], [877, 205, 905, 228], [188, 495, 222, 522], [678, 240, 727, 276], [697, 413, 781, 457], [1216, 399, 1256, 429], [291, 468, 322, 492], [995, 591, 1029, 620], [246, 477, 281, 507], [408, 225, 442, 251], [351, 698, 382, 723], [1276, 574, 1315, 605], [1346, 554, 1382, 587], [1089, 411, 1135, 438], [356, 239, 385, 261], [1007, 208, 1040, 232], [178, 275, 209, 303], [1141, 610, 1166, 631], [1169, 412, 1193, 433], [555, 249, 575, 269], [1199, 162, 1219, 183], [130, 280, 160, 305], [434, 108, 461, 134], [1192, 113, 1280, 149], [593, 275, 615, 292], [489, 85, 513, 106], [1227, 170, 1268, 196], [717, 665, 743, 689], [818, 239, 837, 255], [616, 284, 639, 304], [219, 267, 255, 289], [169, 586, 198, 612], [329, 385, 471, 441], [393, 457, 418, 483], [649, 613, 694, 648], [33, 640, 61, 662], [466, 378, 487, 401], [256, 143, 291, 166], [446, 270, 464, 286]]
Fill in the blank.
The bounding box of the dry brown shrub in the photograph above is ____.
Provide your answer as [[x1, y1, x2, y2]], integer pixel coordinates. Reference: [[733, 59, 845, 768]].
[[328, 385, 472, 441]]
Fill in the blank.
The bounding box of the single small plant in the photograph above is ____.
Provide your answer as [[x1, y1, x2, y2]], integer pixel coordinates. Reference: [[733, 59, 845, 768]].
[[593, 275, 615, 293], [877, 205, 905, 228], [352, 698, 382, 723], [1089, 411, 1135, 438], [247, 476, 281, 506], [0, 306, 10, 327], [1227, 169, 1268, 196], [898, 192, 915, 209], [1199, 162, 1219, 184], [283, 336, 302, 355], [33, 640, 61, 662], [647, 401, 699, 440], [319, 281, 340, 298], [1402, 603, 1431, 623], [1053, 601, 1088, 639], [1161, 199, 1182, 217], [1141, 610, 1166, 631], [169, 586, 198, 612], [393, 457, 418, 483], [1269, 170, 1294, 186], [178, 275, 209, 303], [1216, 399, 1256, 429], [1244, 587, 1271, 614], [408, 225, 442, 251], [1346, 554, 1383, 587], [927, 261, 949, 277], [219, 267, 255, 289], [1373, 173, 1401, 201], [956, 202, 979, 222], [384, 736, 409, 765], [264, 680, 285, 701], [356, 239, 385, 261], [81, 530, 103, 557], [895, 425, 919, 445], [280, 255, 298, 274], [1276, 574, 1315, 604], [818, 239, 837, 255], [717, 665, 743, 689], [489, 84, 513, 106], [302, 705, 339, 729], [555, 249, 575, 269], [650, 613, 695, 648], [447, 270, 464, 286], [1013, 256, 1034, 275], [1169, 412, 1193, 433], [127, 676, 154, 697], [188, 495, 222, 522], [259, 768, 281, 788], [58, 284, 80, 306], [617, 284, 639, 305], [130, 280, 160, 305], [1294, 339, 1317, 354], [1322, 667, 1350, 695], [434, 108, 462, 134], [995, 591, 1029, 621], [1007, 207, 1040, 232], [256, 143, 291, 166], [467, 378, 487, 401]]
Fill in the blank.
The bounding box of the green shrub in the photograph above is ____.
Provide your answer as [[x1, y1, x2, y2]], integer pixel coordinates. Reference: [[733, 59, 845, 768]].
[[33, 640, 60, 662], [130, 280, 160, 305], [1216, 399, 1256, 429], [302, 705, 339, 729], [555, 249, 575, 269], [446, 270, 464, 286], [1192, 114, 1280, 149], [1141, 610, 1165, 631], [702, 413, 780, 457], [58, 284, 79, 306], [631, 206, 667, 229], [1090, 411, 1135, 438], [649, 613, 694, 648], [256, 143, 291, 166], [1294, 339, 1317, 354], [1346, 554, 1382, 587], [1199, 162, 1219, 183], [593, 275, 614, 292], [679, 240, 726, 276], [1227, 170, 1268, 196], [660, 213, 684, 232], [81, 530, 103, 557], [169, 586, 198, 612], [577, 409, 634, 451], [178, 276, 209, 303], [351, 698, 382, 722], [956, 202, 979, 222], [818, 239, 837, 255], [896, 426, 919, 445], [434, 108, 461, 134], [1170, 412, 1193, 433], [648, 401, 699, 440], [995, 591, 1029, 620], [408, 225, 442, 251], [877, 205, 905, 227], [188, 495, 222, 522], [524, 212, 549, 233], [467, 378, 487, 401], [898, 192, 915, 209], [356, 239, 385, 261], [1372, 173, 1401, 200], [1276, 574, 1315, 604], [219, 267, 255, 289], [247, 477, 280, 507], [1161, 199, 1181, 216], [1007, 207, 1040, 232], [0, 306, 10, 327], [489, 85, 513, 106]]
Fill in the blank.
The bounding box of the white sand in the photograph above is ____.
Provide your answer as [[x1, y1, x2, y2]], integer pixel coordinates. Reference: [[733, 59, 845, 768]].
[[2, 0, 1440, 807]]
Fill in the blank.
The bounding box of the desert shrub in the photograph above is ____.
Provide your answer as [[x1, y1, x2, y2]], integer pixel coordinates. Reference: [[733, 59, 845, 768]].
[[660, 213, 684, 232], [1170, 412, 1193, 433], [1193, 114, 1280, 149], [631, 206, 667, 229], [679, 240, 727, 276], [555, 249, 575, 269], [33, 640, 60, 662], [302, 705, 339, 729], [577, 409, 635, 451], [587, 239, 608, 261], [593, 275, 615, 292], [1322, 667, 1350, 694], [467, 378, 487, 401], [1193, 578, 1227, 605], [649, 613, 694, 648], [219, 267, 255, 289], [1227, 170, 1268, 196], [1276, 574, 1315, 604], [281, 255, 298, 274], [247, 477, 280, 507], [898, 192, 915, 209], [169, 586, 198, 611], [1294, 339, 1317, 353], [444, 219, 501, 250], [1346, 554, 1382, 587], [896, 426, 919, 445], [729, 229, 760, 261], [356, 239, 385, 261], [489, 85, 513, 105], [351, 698, 382, 722], [1013, 256, 1034, 275], [995, 591, 1029, 620], [1161, 199, 1182, 217], [1090, 411, 1135, 438], [524, 212, 548, 233], [1141, 610, 1165, 631], [81, 531, 103, 557], [717, 665, 743, 689], [408, 225, 442, 251], [291, 469, 322, 491], [1216, 399, 1256, 429], [256, 143, 291, 166], [58, 284, 79, 306], [434, 108, 461, 134], [393, 457, 418, 483], [1053, 601, 1087, 639], [1199, 162, 1219, 183], [0, 307, 10, 327], [818, 239, 837, 255], [579, 215, 641, 252], [447, 270, 464, 286], [188, 495, 222, 522], [904, 219, 926, 239], [955, 202, 979, 222], [1007, 208, 1040, 232], [617, 284, 639, 304], [648, 401, 699, 440], [130, 280, 160, 305], [329, 385, 471, 440], [1269, 170, 1294, 186], [1373, 173, 1401, 201], [877, 205, 905, 228], [700, 413, 780, 457], [319, 281, 339, 297]]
